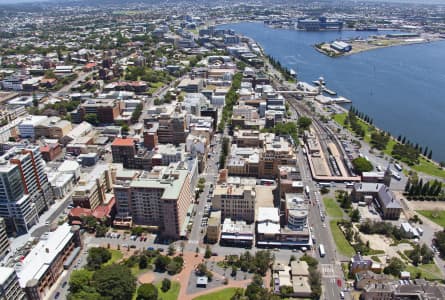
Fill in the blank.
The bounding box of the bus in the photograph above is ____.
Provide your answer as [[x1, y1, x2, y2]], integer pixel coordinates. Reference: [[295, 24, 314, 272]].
[[394, 163, 403, 171], [305, 185, 310, 195], [319, 244, 326, 257], [318, 182, 331, 188]]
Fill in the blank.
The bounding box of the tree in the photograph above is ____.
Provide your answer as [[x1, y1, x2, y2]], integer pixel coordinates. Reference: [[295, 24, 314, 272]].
[[44, 69, 56, 79], [352, 157, 373, 173], [87, 247, 111, 270], [32, 93, 39, 107], [168, 244, 176, 256], [93, 264, 136, 300], [428, 149, 433, 159], [69, 269, 93, 293], [350, 208, 361, 222], [82, 215, 97, 231], [95, 224, 108, 237], [67, 289, 101, 300], [84, 113, 99, 125], [204, 245, 212, 259], [231, 266, 238, 277], [136, 283, 157, 300], [121, 124, 129, 134], [154, 255, 171, 272], [161, 278, 171, 292], [139, 255, 148, 269], [297, 116, 312, 131], [383, 257, 405, 276]]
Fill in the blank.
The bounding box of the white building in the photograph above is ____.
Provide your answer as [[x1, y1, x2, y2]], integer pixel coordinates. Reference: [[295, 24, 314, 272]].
[[57, 160, 81, 182], [18, 116, 48, 139], [48, 172, 74, 199]]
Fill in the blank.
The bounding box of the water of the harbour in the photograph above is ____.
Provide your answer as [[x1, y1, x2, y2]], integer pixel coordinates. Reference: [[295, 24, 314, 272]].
[[218, 22, 445, 162]]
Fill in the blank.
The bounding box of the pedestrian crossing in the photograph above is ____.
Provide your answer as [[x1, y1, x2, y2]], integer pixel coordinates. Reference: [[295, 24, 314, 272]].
[[321, 263, 336, 278]]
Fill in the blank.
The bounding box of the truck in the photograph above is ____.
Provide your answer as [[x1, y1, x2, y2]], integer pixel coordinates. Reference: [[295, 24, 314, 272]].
[[319, 244, 326, 257]]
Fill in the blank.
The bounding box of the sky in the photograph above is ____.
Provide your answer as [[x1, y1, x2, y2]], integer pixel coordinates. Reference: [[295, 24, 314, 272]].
[[0, 0, 444, 6]]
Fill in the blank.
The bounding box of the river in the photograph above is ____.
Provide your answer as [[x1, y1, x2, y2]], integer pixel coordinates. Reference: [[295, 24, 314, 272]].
[[217, 22, 445, 162]]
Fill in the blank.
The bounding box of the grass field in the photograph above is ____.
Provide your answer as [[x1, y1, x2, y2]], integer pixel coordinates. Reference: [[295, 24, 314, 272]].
[[157, 281, 180, 300], [329, 220, 356, 257], [412, 158, 445, 179], [323, 198, 343, 219], [405, 263, 443, 281], [333, 113, 445, 179], [417, 210, 445, 227], [193, 288, 239, 300], [103, 249, 123, 266], [332, 113, 372, 144], [149, 81, 164, 94]]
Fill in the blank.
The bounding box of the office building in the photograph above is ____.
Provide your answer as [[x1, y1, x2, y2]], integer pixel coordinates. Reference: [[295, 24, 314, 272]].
[[157, 112, 188, 145], [18, 116, 48, 140], [212, 184, 256, 223], [72, 164, 112, 210]]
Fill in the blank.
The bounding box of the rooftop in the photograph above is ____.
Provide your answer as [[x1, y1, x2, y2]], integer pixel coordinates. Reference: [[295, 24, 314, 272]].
[[112, 138, 135, 147], [17, 223, 74, 288]]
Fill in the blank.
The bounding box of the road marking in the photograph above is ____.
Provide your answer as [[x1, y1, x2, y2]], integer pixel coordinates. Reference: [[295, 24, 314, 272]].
[[321, 263, 336, 277], [188, 240, 199, 244]]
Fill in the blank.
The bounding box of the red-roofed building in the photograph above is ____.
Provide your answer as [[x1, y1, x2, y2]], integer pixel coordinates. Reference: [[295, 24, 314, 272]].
[[39, 143, 62, 161], [68, 197, 116, 227], [83, 62, 97, 72]]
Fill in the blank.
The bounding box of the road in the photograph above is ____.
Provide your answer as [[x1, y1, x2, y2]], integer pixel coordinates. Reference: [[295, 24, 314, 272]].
[[265, 57, 348, 299]]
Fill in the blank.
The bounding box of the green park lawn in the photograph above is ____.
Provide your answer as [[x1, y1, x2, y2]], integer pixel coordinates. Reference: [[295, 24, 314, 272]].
[[329, 220, 356, 257], [103, 249, 123, 266], [333, 113, 372, 144], [323, 198, 343, 219], [148, 81, 164, 94], [333, 113, 445, 179], [405, 263, 443, 281], [412, 158, 445, 179], [193, 288, 239, 300], [157, 281, 180, 300], [417, 210, 445, 227]]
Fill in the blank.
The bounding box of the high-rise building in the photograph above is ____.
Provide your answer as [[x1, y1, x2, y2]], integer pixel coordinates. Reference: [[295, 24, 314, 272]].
[[0, 160, 39, 234], [157, 112, 188, 145], [0, 217, 10, 259], [9, 146, 54, 214], [114, 162, 194, 239], [0, 267, 25, 300]]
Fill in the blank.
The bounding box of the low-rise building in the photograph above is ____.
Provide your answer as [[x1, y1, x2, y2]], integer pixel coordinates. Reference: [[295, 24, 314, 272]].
[[72, 164, 112, 210], [17, 224, 81, 300], [18, 116, 48, 140], [220, 218, 254, 248], [212, 184, 256, 223], [352, 183, 402, 220], [206, 211, 221, 244]]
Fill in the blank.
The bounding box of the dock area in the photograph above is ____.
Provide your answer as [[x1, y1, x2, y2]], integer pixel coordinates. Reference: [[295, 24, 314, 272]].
[[314, 32, 444, 57]]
